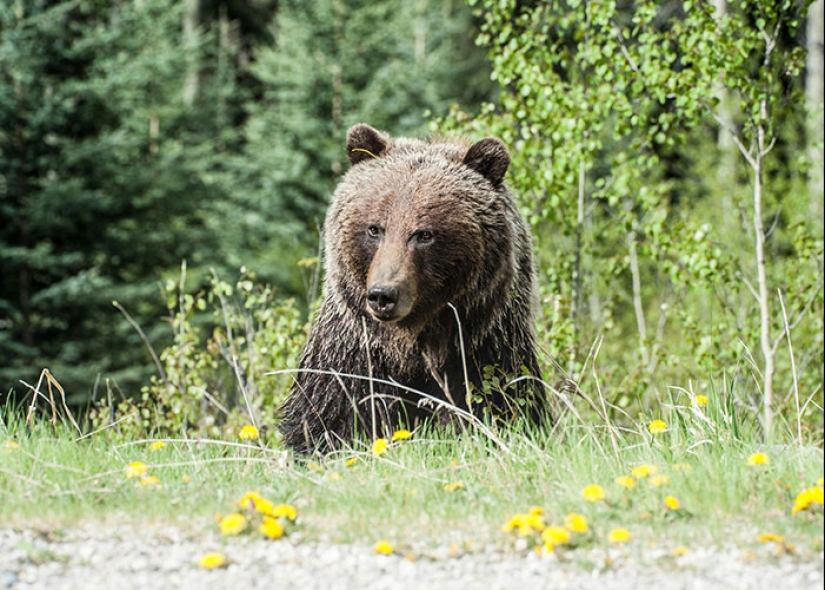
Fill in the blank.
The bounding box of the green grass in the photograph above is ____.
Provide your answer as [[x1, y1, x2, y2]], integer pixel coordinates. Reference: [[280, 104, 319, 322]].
[[1, 397, 822, 562]]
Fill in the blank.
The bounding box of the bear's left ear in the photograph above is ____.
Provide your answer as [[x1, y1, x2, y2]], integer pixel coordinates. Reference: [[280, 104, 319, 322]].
[[463, 138, 510, 187], [347, 124, 390, 166]]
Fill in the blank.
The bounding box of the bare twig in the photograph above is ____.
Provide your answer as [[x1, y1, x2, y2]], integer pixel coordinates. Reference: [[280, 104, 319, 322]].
[[113, 301, 165, 381]]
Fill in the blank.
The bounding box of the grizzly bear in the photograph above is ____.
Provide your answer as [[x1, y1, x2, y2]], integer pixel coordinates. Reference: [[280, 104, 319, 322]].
[[279, 123, 550, 453]]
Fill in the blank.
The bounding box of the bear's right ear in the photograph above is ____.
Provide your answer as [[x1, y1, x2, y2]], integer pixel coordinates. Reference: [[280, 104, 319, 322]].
[[346, 124, 390, 166], [463, 137, 510, 187]]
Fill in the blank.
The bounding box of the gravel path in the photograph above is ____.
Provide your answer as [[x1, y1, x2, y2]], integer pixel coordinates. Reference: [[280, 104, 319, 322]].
[[1, 525, 822, 590]]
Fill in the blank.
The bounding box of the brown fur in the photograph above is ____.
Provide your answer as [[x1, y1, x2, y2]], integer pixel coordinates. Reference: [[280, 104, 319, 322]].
[[279, 124, 550, 453]]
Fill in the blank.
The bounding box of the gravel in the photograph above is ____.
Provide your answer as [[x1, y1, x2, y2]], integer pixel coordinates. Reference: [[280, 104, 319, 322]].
[[1, 524, 822, 590]]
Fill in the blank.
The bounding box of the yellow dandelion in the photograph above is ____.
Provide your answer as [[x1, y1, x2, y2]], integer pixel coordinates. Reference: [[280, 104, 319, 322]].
[[649, 475, 670, 487], [125, 461, 149, 478], [528, 506, 545, 516], [664, 495, 681, 510], [182, 474, 191, 483], [608, 528, 632, 544], [219, 512, 247, 536], [271, 503, 298, 521], [139, 475, 161, 487], [615, 476, 636, 489], [648, 419, 668, 434], [3, 440, 20, 450], [150, 441, 166, 451], [374, 540, 394, 555], [541, 526, 571, 546], [692, 395, 709, 408], [443, 481, 465, 493], [372, 438, 388, 456], [237, 490, 263, 506], [198, 552, 227, 569], [259, 516, 284, 540], [672, 546, 690, 556], [631, 464, 658, 479], [757, 533, 785, 544], [346, 457, 359, 467], [582, 484, 606, 503], [238, 492, 279, 517], [502, 512, 545, 536], [747, 452, 770, 466], [391, 429, 412, 441], [238, 424, 259, 441], [792, 486, 824, 515], [564, 512, 588, 533]]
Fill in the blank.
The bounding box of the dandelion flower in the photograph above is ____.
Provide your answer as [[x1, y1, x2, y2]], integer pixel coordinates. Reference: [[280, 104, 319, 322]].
[[664, 496, 681, 510], [198, 552, 227, 569], [374, 540, 394, 555], [443, 481, 465, 493], [528, 506, 545, 516], [564, 513, 588, 533], [648, 419, 668, 434], [259, 516, 284, 539], [747, 452, 770, 466], [125, 461, 149, 478], [391, 429, 412, 441], [541, 526, 571, 547], [139, 475, 161, 487], [692, 395, 709, 408], [631, 464, 658, 479], [757, 533, 785, 544], [582, 484, 606, 503], [271, 503, 298, 521], [2, 440, 19, 450], [346, 457, 359, 467], [615, 476, 635, 489], [792, 486, 824, 515], [150, 441, 166, 451], [372, 438, 388, 456], [219, 512, 247, 536], [503, 512, 545, 536], [608, 528, 632, 544], [672, 546, 689, 556], [238, 425, 259, 441], [238, 492, 279, 518], [649, 475, 669, 487]]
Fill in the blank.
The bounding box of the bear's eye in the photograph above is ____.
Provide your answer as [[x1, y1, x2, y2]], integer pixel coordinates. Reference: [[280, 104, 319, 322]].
[[416, 230, 434, 244], [366, 225, 383, 238]]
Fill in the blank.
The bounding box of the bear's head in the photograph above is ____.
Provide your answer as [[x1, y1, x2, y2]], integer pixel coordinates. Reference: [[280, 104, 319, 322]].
[[325, 124, 516, 333]]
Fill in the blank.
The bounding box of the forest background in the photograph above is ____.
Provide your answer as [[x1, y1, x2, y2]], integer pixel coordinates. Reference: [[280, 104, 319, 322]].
[[1, 0, 822, 443]]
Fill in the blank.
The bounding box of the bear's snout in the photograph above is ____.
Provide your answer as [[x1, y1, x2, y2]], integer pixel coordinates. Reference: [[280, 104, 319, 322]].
[[367, 285, 399, 320]]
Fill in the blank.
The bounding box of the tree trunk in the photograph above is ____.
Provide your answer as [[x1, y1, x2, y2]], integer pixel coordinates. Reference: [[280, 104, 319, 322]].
[[183, 0, 200, 107], [806, 0, 824, 220], [754, 101, 774, 439], [713, 0, 737, 186], [627, 228, 649, 368]]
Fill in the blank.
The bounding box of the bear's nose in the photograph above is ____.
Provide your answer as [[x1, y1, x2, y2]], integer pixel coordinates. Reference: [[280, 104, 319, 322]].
[[367, 285, 399, 317]]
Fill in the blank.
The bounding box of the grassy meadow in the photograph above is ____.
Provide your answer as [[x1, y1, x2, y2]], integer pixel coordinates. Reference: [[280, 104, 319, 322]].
[[2, 386, 822, 563]]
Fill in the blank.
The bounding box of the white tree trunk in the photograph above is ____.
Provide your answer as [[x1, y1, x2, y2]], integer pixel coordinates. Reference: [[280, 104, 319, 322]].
[[183, 0, 200, 107], [806, 0, 824, 220]]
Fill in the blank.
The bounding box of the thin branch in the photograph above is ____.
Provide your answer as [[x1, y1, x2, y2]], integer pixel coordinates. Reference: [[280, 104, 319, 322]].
[[707, 107, 757, 168], [113, 301, 165, 381]]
